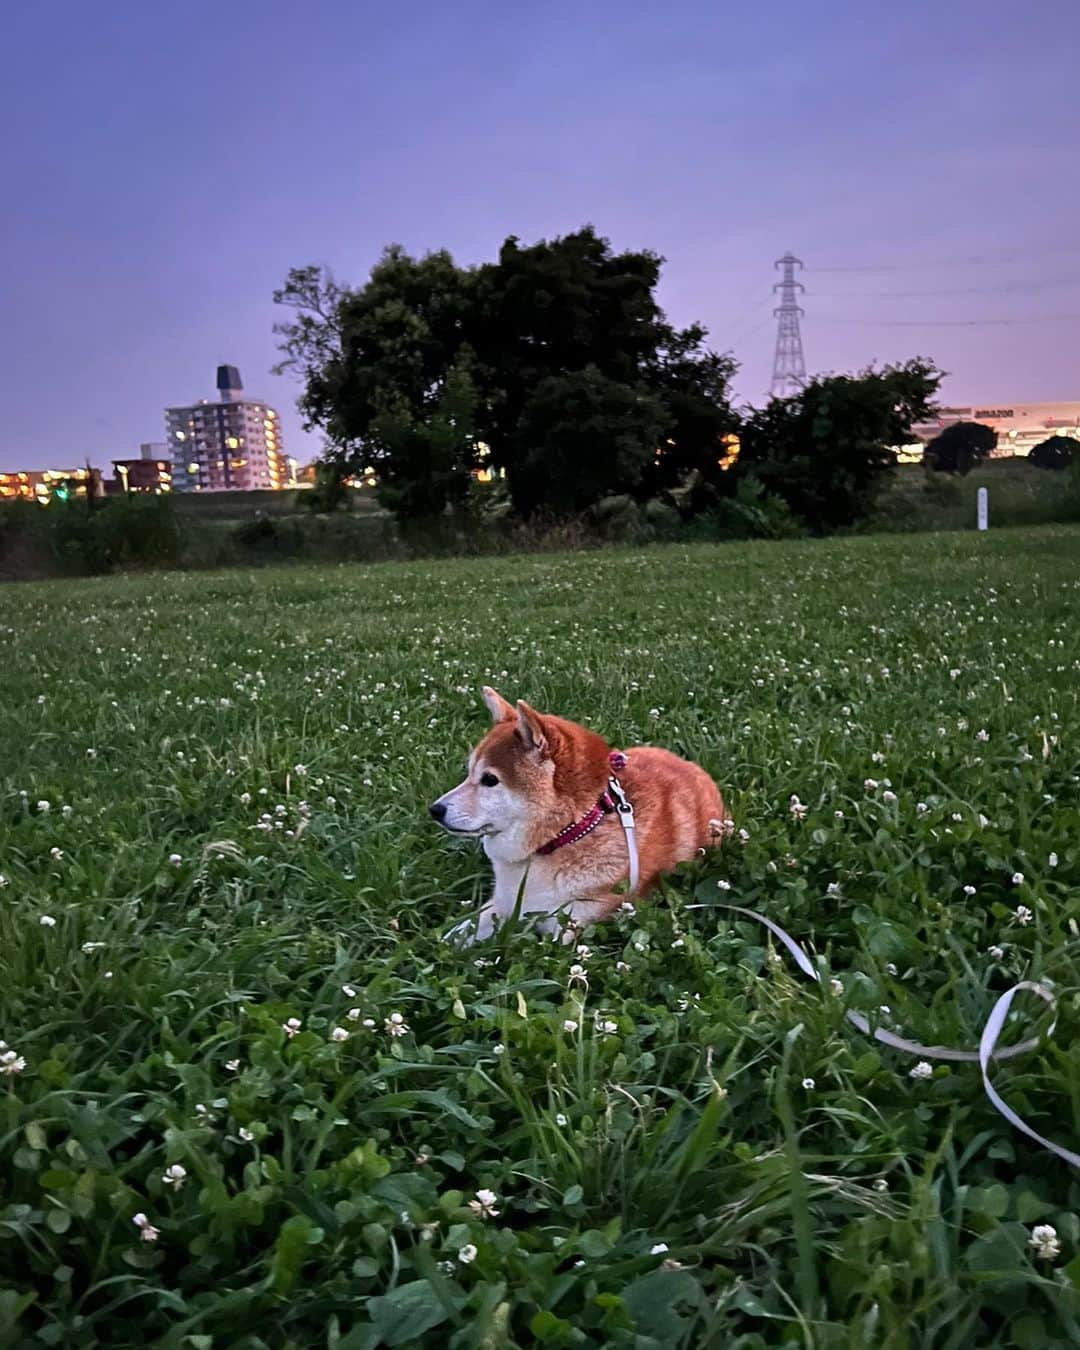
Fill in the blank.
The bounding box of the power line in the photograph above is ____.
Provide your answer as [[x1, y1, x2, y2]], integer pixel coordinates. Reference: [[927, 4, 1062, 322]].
[[808, 278, 1080, 299], [816, 313, 1080, 328], [810, 246, 1078, 273]]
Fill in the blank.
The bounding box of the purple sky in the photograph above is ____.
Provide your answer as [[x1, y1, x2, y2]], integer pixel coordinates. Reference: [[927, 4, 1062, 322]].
[[2, 0, 1077, 472]]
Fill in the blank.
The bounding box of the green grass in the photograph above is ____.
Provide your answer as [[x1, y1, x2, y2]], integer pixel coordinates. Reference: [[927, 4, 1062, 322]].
[[1, 527, 1079, 1348]]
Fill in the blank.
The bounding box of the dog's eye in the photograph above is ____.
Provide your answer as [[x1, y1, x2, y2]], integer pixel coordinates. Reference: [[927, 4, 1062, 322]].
[[479, 771, 499, 788]]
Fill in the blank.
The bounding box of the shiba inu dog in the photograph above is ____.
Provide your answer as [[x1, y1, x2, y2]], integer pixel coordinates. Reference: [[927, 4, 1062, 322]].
[[430, 688, 726, 943]]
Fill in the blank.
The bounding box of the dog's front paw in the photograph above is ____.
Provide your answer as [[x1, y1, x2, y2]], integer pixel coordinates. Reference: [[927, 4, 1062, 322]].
[[445, 909, 497, 948]]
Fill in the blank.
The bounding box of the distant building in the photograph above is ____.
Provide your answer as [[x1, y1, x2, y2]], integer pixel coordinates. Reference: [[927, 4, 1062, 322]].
[[0, 467, 104, 502], [165, 365, 292, 491], [111, 456, 172, 494], [910, 401, 1080, 458]]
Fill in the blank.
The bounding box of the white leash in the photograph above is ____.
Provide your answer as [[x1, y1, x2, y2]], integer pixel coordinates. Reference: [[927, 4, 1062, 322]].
[[607, 776, 639, 895], [683, 902, 1079, 1169]]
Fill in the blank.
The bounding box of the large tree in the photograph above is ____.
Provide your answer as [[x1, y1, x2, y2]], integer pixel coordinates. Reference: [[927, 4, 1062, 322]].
[[274, 227, 736, 521], [922, 420, 996, 475], [737, 360, 942, 531]]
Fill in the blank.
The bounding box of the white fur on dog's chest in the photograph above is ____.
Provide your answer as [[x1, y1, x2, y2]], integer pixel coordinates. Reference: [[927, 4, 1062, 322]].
[[446, 829, 626, 946]]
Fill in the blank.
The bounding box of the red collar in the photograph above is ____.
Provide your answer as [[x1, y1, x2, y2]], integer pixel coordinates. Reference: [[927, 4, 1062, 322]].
[[535, 751, 628, 857]]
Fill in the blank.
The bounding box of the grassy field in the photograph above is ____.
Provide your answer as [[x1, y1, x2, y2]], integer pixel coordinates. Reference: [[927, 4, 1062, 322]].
[[1, 528, 1079, 1347]]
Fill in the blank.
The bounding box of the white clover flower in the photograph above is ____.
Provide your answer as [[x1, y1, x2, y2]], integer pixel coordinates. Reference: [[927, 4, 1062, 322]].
[[49, 847, 64, 861], [468, 1188, 500, 1219], [1014, 905, 1034, 925], [0, 874, 7, 888], [834, 809, 845, 820], [37, 800, 50, 814], [802, 1077, 816, 1090], [826, 882, 841, 896], [0, 1050, 26, 1076], [988, 945, 1005, 960], [555, 1113, 568, 1127], [562, 1019, 578, 1033], [346, 1007, 362, 1022], [872, 1178, 889, 1193], [458, 1243, 478, 1264], [168, 853, 182, 866], [1028, 1224, 1061, 1261], [716, 879, 731, 891], [1049, 852, 1059, 868], [385, 1012, 409, 1037], [648, 708, 660, 721], [864, 778, 879, 792], [162, 1164, 187, 1190], [886, 962, 898, 976], [362, 1018, 376, 1029], [293, 764, 308, 776], [132, 1212, 160, 1242], [789, 795, 807, 821], [282, 1017, 302, 1038], [1011, 872, 1025, 886], [829, 978, 843, 996], [330, 1026, 349, 1043], [963, 884, 976, 896], [492, 1043, 505, 1056], [239, 1127, 254, 1142], [61, 805, 72, 818], [916, 802, 929, 814], [342, 984, 357, 998], [615, 960, 631, 973], [39, 914, 57, 927], [568, 964, 588, 985], [737, 828, 750, 843], [909, 1061, 933, 1080], [975, 729, 989, 742], [239, 792, 252, 805], [598, 1020, 619, 1037], [225, 1058, 240, 1072], [882, 790, 898, 805]]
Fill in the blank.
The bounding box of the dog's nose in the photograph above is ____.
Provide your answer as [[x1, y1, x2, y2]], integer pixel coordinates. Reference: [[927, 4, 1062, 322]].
[[429, 801, 447, 822]]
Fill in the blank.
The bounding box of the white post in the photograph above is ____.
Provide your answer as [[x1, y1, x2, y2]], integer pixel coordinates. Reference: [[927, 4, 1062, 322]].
[[977, 486, 988, 532]]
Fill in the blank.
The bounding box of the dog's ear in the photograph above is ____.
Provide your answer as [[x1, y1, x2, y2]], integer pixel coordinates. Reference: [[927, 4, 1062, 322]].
[[481, 686, 515, 724], [515, 700, 549, 756]]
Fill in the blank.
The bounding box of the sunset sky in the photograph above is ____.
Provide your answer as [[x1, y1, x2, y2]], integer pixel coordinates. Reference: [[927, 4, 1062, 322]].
[[2, 0, 1077, 471]]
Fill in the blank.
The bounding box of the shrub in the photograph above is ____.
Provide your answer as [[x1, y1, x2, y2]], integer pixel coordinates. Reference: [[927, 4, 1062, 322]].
[[1028, 435, 1077, 471], [923, 421, 997, 474]]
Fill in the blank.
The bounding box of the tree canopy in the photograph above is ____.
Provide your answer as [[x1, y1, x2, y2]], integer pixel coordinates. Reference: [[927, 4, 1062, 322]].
[[274, 227, 737, 520], [1027, 434, 1077, 470], [736, 361, 943, 530], [922, 420, 997, 474]]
